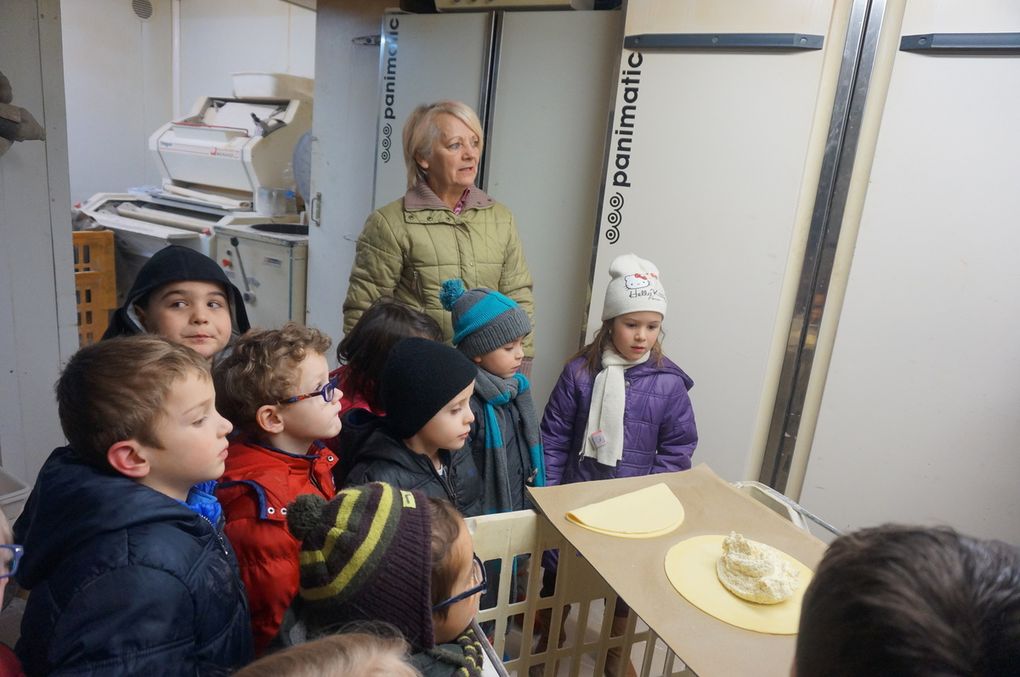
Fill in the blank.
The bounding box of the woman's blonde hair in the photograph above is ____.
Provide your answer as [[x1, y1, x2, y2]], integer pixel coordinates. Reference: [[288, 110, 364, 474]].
[[402, 100, 484, 190], [233, 633, 420, 677]]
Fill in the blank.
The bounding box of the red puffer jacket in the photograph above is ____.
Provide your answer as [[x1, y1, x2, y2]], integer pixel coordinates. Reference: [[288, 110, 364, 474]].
[[216, 441, 337, 655]]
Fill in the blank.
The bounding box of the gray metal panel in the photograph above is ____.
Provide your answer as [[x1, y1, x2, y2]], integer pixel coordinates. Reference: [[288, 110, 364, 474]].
[[484, 9, 623, 411], [759, 0, 885, 491], [371, 12, 492, 209]]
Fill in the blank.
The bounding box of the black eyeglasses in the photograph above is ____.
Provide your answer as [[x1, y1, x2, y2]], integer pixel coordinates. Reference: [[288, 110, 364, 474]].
[[278, 376, 339, 405], [432, 554, 486, 612], [0, 544, 23, 579]]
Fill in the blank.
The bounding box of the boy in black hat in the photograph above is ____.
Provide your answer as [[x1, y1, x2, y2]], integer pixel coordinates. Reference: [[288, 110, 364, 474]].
[[103, 245, 250, 362], [338, 337, 484, 517]]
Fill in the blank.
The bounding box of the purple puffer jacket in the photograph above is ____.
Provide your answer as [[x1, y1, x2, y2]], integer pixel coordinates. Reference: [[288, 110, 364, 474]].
[[541, 354, 698, 486]]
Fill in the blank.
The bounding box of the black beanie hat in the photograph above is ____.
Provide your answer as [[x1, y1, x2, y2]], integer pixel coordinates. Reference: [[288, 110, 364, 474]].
[[286, 483, 435, 649], [381, 337, 477, 439]]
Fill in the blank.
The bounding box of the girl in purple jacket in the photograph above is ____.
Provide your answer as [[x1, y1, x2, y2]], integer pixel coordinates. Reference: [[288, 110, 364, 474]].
[[539, 254, 697, 676]]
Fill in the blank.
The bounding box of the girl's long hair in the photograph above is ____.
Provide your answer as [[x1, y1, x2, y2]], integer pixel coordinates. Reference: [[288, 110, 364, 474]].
[[574, 318, 664, 376], [338, 298, 442, 411]]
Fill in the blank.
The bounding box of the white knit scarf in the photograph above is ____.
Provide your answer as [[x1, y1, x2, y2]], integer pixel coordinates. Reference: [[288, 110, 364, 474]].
[[581, 349, 650, 467]]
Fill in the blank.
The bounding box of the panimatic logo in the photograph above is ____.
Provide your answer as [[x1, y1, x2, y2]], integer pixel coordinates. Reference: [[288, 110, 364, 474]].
[[380, 17, 399, 162], [605, 51, 643, 243]]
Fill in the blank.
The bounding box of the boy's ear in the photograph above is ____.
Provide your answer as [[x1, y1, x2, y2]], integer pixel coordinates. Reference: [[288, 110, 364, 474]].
[[471, 355, 482, 365], [107, 440, 151, 479], [256, 404, 285, 435], [133, 303, 149, 331]]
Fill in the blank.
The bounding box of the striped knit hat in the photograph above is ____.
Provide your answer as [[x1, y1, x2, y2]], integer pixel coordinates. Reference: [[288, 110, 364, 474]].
[[286, 483, 435, 649], [439, 278, 531, 358]]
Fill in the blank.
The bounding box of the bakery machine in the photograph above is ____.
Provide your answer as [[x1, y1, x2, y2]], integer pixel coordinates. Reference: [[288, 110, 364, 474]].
[[80, 73, 311, 329]]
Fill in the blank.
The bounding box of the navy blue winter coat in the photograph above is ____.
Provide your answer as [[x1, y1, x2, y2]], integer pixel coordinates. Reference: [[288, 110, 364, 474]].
[[541, 355, 698, 486], [13, 447, 253, 675]]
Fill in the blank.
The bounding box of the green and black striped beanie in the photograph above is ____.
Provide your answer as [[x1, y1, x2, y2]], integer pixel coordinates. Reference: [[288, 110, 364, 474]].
[[286, 482, 434, 649]]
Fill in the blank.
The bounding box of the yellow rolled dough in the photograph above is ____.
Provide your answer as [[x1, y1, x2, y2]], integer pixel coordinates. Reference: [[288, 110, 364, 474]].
[[664, 534, 813, 634], [566, 483, 684, 538]]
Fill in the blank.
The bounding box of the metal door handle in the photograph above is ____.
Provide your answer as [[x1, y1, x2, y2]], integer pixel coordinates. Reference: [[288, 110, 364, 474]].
[[624, 33, 824, 51], [900, 32, 1020, 53]]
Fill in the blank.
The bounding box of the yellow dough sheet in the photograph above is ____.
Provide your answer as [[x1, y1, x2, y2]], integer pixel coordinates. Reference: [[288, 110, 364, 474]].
[[566, 482, 685, 538], [664, 534, 814, 635]]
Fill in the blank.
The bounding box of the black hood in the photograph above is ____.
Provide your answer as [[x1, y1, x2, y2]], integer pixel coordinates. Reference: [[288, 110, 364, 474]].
[[102, 245, 250, 341]]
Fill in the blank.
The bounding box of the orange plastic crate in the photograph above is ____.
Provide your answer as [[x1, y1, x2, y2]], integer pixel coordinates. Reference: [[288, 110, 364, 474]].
[[73, 230, 117, 346]]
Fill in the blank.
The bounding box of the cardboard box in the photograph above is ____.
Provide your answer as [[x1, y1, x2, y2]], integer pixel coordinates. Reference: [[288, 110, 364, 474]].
[[527, 464, 828, 677]]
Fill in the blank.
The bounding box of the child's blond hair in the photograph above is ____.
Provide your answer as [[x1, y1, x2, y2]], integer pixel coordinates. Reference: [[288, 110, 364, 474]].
[[233, 632, 419, 677]]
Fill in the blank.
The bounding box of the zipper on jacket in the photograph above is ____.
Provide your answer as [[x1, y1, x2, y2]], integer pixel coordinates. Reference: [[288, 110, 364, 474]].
[[411, 268, 426, 307], [200, 514, 230, 557]]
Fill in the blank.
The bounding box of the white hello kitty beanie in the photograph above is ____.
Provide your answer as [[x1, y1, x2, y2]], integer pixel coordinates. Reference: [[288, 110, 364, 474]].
[[601, 253, 668, 321]]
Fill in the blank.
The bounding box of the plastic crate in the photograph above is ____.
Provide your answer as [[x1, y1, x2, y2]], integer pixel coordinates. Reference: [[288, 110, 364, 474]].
[[73, 230, 117, 346], [0, 468, 30, 523], [468, 510, 688, 677]]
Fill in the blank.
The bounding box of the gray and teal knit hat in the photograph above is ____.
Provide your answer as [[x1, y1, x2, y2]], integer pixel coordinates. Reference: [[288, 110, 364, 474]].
[[286, 483, 435, 649], [439, 279, 531, 358]]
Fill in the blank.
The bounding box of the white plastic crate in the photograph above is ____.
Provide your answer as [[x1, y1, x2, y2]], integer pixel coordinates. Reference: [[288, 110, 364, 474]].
[[0, 467, 30, 522], [467, 510, 688, 677]]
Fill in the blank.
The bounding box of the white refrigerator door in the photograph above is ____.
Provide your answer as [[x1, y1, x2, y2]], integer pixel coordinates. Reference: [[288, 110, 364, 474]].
[[587, 0, 852, 482], [799, 0, 1020, 542], [485, 9, 622, 410], [372, 11, 493, 209]]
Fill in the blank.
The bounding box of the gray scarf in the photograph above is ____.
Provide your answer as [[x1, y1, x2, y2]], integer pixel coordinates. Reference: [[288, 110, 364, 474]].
[[472, 368, 545, 513]]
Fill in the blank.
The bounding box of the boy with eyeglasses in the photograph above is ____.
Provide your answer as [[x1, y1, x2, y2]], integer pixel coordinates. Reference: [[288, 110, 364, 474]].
[[212, 322, 342, 655], [13, 336, 252, 674]]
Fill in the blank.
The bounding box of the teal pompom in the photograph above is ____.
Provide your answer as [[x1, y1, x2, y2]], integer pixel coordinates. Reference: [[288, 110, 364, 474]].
[[439, 278, 467, 311], [286, 494, 328, 540]]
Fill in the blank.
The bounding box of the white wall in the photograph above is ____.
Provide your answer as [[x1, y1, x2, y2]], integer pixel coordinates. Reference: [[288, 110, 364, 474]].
[[178, 0, 315, 110], [0, 0, 79, 485], [60, 0, 173, 204], [60, 0, 315, 205]]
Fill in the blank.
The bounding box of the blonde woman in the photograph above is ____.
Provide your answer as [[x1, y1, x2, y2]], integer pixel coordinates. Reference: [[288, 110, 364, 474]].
[[343, 101, 534, 368]]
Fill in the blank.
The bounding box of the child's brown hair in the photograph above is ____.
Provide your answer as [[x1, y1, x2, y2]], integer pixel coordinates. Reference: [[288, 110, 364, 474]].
[[213, 322, 331, 436], [427, 497, 467, 621], [574, 319, 664, 376], [56, 335, 209, 471], [337, 298, 442, 412], [795, 524, 1020, 676]]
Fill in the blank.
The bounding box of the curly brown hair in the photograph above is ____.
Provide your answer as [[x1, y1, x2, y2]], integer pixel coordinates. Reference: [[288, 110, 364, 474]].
[[213, 322, 331, 437]]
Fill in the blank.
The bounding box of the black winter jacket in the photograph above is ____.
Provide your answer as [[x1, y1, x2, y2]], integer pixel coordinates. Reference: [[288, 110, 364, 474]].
[[337, 410, 484, 517], [14, 447, 253, 675]]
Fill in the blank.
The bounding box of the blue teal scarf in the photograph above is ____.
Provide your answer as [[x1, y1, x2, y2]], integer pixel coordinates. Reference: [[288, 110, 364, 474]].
[[473, 369, 545, 513]]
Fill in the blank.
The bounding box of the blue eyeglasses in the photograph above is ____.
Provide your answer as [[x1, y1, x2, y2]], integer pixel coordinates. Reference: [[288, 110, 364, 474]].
[[432, 554, 487, 612], [278, 376, 339, 405], [0, 544, 23, 579]]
